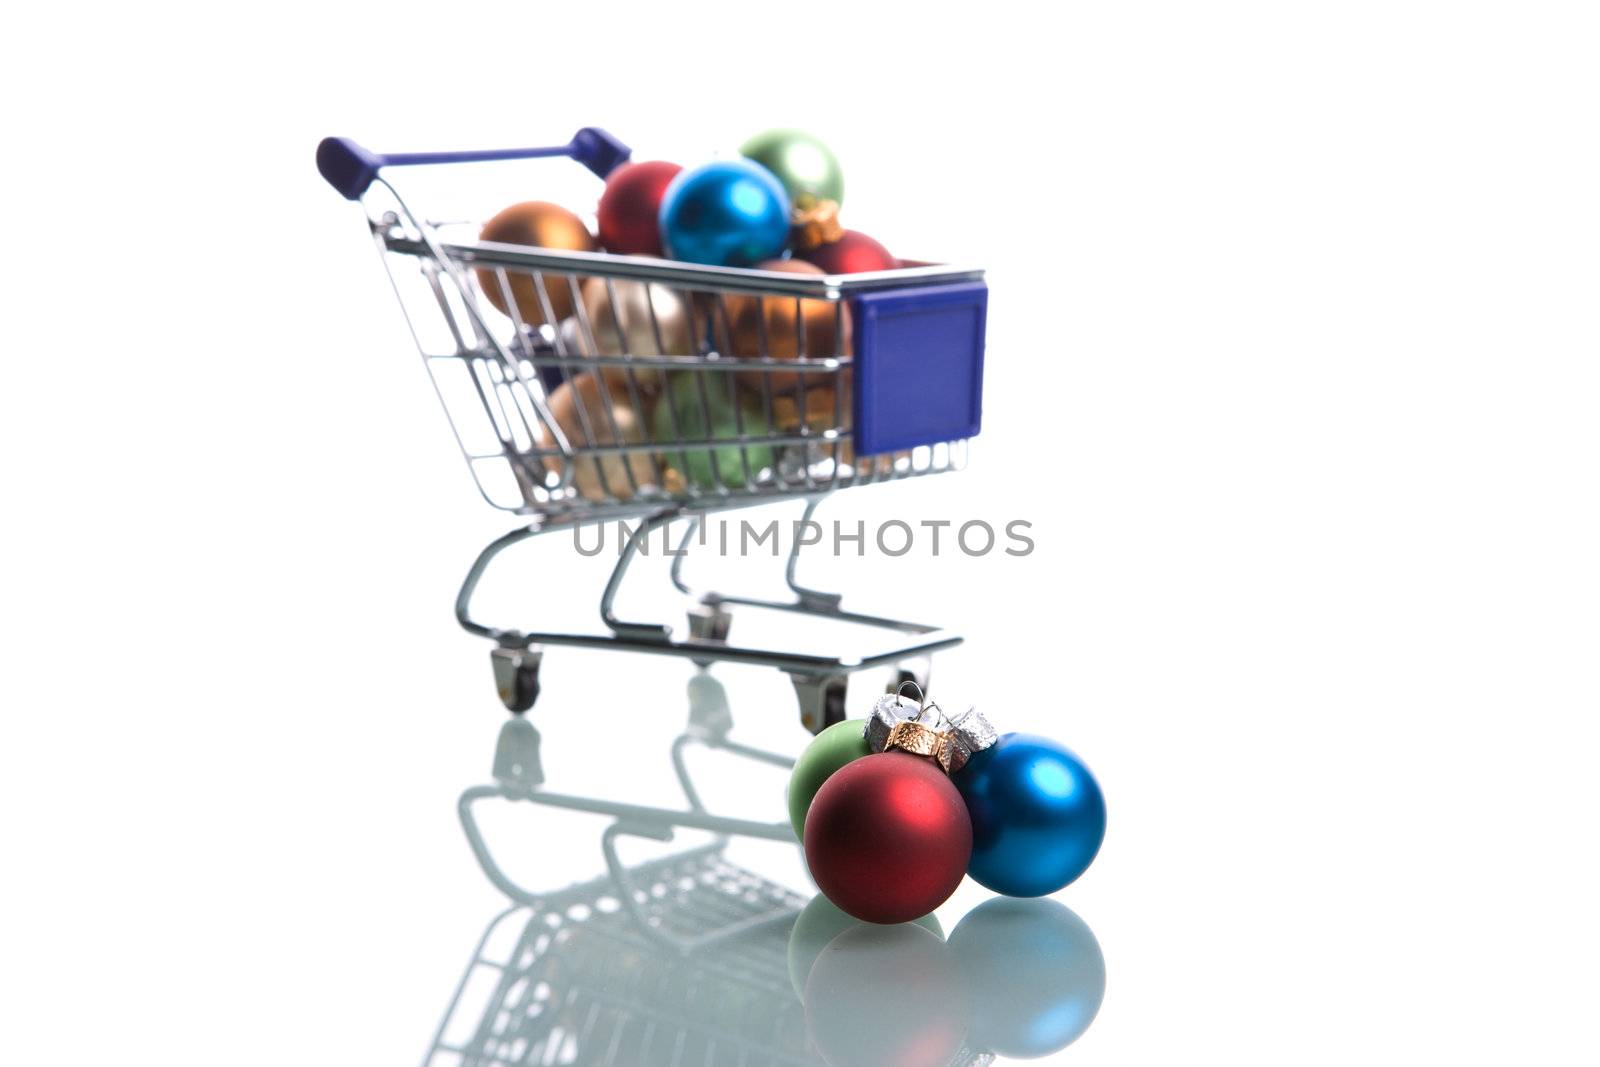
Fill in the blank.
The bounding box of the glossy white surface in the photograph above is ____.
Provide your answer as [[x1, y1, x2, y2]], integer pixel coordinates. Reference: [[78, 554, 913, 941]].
[[4, 3, 1599, 1064]]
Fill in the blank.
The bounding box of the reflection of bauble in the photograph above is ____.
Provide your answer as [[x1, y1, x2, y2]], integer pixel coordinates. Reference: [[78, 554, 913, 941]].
[[786, 893, 943, 1000], [949, 897, 1106, 1058], [804, 922, 968, 1067]]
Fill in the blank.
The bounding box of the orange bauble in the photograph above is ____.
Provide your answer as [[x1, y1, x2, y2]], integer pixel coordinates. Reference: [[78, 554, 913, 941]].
[[476, 201, 597, 326], [772, 380, 855, 469], [771, 378, 850, 436], [536, 372, 658, 501], [722, 259, 852, 390]]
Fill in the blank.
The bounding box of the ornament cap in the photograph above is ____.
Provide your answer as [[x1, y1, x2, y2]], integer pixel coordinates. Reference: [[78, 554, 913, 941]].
[[791, 199, 843, 252], [865, 691, 995, 774]]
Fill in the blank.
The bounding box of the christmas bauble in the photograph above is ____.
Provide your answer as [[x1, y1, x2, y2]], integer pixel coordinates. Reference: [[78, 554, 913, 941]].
[[787, 718, 872, 840], [786, 893, 944, 999], [954, 734, 1106, 898], [476, 201, 596, 324], [651, 370, 775, 490], [803, 922, 968, 1067], [803, 751, 972, 925], [537, 372, 658, 501], [739, 128, 845, 208], [770, 379, 849, 436], [549, 320, 651, 399], [596, 160, 682, 257], [801, 230, 897, 275], [949, 898, 1105, 1057], [658, 160, 791, 267], [771, 381, 871, 473], [725, 259, 852, 390], [579, 277, 690, 392]]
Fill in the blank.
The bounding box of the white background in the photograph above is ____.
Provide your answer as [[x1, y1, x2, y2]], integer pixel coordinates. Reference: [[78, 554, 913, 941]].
[[3, 1, 1599, 1063]]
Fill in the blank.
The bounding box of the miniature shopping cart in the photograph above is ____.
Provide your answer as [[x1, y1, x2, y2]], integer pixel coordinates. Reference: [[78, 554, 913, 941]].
[[318, 127, 988, 734]]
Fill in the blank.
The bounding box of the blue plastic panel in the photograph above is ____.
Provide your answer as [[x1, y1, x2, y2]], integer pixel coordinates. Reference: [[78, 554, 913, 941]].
[[852, 281, 988, 455]]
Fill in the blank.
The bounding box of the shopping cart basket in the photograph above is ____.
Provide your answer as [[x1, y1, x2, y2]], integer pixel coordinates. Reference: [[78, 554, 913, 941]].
[[317, 128, 988, 730]]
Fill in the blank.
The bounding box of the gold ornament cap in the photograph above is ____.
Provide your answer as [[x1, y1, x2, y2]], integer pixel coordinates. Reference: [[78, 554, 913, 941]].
[[865, 690, 996, 775], [790, 199, 843, 252]]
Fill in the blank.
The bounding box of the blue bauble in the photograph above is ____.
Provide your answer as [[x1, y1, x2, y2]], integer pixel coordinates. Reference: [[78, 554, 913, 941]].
[[658, 160, 791, 266], [949, 898, 1105, 1058], [954, 733, 1106, 897]]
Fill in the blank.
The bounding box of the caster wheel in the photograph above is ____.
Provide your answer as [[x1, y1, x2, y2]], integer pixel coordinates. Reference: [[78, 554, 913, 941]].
[[687, 600, 733, 642], [491, 645, 543, 714], [790, 671, 849, 735], [505, 665, 540, 713], [687, 600, 732, 669]]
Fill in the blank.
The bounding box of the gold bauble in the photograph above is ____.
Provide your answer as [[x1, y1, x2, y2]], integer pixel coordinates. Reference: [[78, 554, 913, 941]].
[[578, 278, 693, 394], [771, 379, 854, 467], [721, 259, 852, 391], [476, 201, 596, 326], [769, 379, 906, 475], [536, 372, 658, 501]]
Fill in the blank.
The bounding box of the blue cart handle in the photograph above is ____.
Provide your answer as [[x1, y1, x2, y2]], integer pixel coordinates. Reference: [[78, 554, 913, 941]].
[[316, 127, 631, 200]]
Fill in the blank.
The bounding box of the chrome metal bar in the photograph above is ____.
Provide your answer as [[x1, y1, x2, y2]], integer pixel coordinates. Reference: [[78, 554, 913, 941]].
[[784, 495, 842, 611], [460, 784, 793, 846], [671, 732, 795, 815], [390, 234, 985, 294], [374, 179, 573, 461], [661, 501, 951, 637], [599, 507, 680, 640]]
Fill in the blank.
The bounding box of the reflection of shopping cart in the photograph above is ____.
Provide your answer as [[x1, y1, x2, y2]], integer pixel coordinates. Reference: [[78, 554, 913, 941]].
[[427, 845, 815, 1067], [318, 129, 988, 729], [428, 832, 999, 1067]]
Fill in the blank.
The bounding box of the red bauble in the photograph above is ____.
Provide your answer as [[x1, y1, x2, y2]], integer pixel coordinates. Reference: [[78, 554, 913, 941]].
[[801, 229, 898, 274], [596, 160, 682, 256], [803, 752, 972, 924]]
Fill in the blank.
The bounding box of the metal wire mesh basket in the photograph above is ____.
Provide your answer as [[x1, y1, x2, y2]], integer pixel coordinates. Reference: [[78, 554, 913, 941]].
[[319, 128, 989, 521]]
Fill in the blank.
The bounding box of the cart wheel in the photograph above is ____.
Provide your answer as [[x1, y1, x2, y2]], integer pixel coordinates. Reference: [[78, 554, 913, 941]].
[[790, 671, 850, 735], [686, 600, 733, 669], [491, 644, 544, 714], [889, 657, 933, 702]]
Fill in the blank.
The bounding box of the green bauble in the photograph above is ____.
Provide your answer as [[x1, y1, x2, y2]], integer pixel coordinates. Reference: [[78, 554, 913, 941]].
[[740, 128, 845, 208], [653, 371, 774, 489], [786, 717, 872, 840], [786, 893, 945, 1000]]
